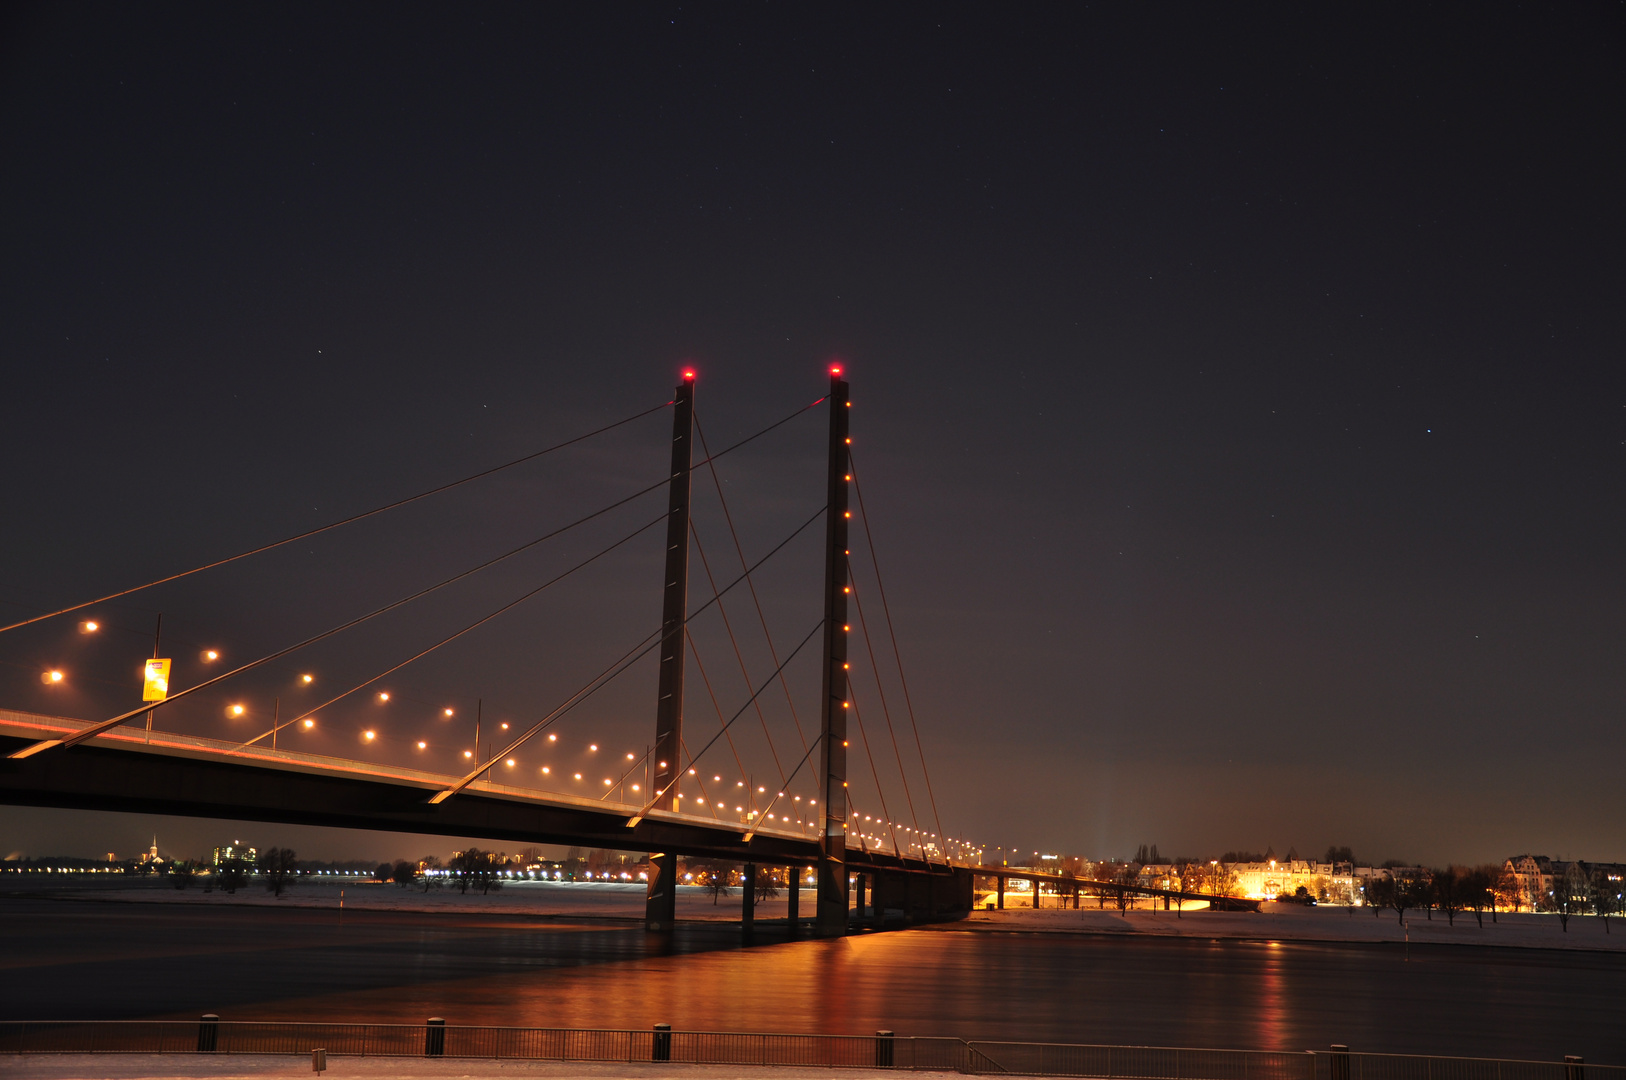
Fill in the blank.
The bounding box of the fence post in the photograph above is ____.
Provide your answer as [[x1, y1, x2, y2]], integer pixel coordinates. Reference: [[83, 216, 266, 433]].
[[196, 1014, 219, 1053], [1565, 1056, 1584, 1080], [425, 1017, 446, 1057], [1331, 1045, 1350, 1080], [876, 1030, 895, 1068], [653, 1023, 672, 1062]]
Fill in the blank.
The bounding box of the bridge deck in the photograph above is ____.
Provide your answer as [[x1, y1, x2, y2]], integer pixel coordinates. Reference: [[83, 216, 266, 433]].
[[0, 709, 952, 877]]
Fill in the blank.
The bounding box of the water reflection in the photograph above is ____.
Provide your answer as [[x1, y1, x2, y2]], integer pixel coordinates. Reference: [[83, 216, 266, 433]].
[[3, 901, 1622, 1063]]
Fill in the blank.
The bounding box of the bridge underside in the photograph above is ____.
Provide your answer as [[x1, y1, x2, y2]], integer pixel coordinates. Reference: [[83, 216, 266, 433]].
[[0, 712, 971, 925]]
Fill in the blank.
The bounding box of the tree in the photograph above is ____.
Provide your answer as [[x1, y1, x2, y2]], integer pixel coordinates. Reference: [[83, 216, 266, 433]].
[[392, 860, 417, 888], [1459, 867, 1494, 929], [1325, 846, 1355, 866], [752, 865, 783, 907], [169, 861, 194, 890], [1408, 871, 1436, 920], [1591, 869, 1620, 933], [1363, 875, 1395, 919], [374, 862, 394, 882], [1549, 863, 1588, 932], [1433, 868, 1465, 926], [1111, 862, 1140, 914], [418, 856, 444, 892], [449, 848, 504, 895], [1494, 865, 1522, 915], [258, 848, 298, 897], [691, 860, 733, 905], [217, 858, 248, 894]]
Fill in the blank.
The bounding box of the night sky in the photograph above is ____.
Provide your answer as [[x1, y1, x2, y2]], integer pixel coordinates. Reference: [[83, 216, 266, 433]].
[[2, 4, 1621, 867]]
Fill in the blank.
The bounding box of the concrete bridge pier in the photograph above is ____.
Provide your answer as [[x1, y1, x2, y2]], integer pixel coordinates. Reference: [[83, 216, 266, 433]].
[[997, 876, 1005, 909], [742, 862, 756, 938]]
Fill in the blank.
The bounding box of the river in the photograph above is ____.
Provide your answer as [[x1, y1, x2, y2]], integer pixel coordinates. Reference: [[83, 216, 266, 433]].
[[1, 898, 1621, 1063]]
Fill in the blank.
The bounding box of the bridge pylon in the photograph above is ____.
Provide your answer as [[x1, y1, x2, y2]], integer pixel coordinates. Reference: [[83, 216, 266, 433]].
[[815, 366, 850, 937], [645, 369, 695, 933]]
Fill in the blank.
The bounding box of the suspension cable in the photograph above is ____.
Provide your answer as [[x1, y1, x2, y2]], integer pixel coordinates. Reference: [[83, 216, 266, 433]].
[[846, 684, 901, 858], [684, 626, 756, 796], [693, 412, 810, 752], [848, 451, 949, 858], [0, 400, 673, 636], [626, 617, 823, 826], [432, 503, 827, 801], [688, 519, 786, 785], [11, 480, 674, 758], [849, 572, 926, 859], [237, 512, 667, 750]]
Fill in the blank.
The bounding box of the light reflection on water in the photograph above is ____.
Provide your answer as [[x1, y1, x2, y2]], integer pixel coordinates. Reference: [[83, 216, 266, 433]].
[[4, 901, 1623, 1063]]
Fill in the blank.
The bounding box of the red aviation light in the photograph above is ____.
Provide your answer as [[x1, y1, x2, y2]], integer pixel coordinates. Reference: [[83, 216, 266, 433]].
[[829, 363, 844, 377], [681, 368, 697, 381]]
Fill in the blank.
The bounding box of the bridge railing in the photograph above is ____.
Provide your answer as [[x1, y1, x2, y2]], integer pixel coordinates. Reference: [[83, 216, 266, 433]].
[[0, 1022, 1616, 1079]]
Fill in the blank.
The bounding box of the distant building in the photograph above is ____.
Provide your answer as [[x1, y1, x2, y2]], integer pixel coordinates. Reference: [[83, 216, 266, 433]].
[[212, 842, 257, 866], [1505, 855, 1626, 911]]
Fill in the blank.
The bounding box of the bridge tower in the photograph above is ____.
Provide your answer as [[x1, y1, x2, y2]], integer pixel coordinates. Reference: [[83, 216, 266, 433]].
[[816, 366, 851, 937], [645, 369, 695, 933]]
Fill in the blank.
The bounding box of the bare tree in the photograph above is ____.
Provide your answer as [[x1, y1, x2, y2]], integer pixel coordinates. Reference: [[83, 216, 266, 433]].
[[695, 860, 733, 905], [168, 861, 195, 890], [1433, 868, 1465, 926], [217, 858, 248, 894], [450, 848, 505, 895], [753, 865, 783, 907], [1592, 869, 1619, 933], [418, 855, 444, 892], [1549, 863, 1588, 932], [1459, 867, 1493, 928], [258, 848, 298, 897]]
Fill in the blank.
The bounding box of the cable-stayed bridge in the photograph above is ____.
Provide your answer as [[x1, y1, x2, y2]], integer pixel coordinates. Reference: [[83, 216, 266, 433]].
[[1, 367, 978, 934]]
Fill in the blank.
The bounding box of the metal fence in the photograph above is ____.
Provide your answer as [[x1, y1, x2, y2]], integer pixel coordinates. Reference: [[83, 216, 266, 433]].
[[0, 1021, 1617, 1080]]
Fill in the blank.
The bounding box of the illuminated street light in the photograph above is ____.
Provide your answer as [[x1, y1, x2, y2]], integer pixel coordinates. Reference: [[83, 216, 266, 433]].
[[443, 708, 454, 717], [548, 734, 557, 742], [203, 650, 219, 662], [416, 741, 427, 749], [302, 719, 315, 729], [463, 750, 473, 758], [42, 670, 64, 684], [81, 621, 99, 633], [228, 704, 245, 717], [377, 692, 390, 702], [363, 730, 376, 741], [589, 744, 598, 752], [301, 674, 313, 684], [506, 759, 516, 767]]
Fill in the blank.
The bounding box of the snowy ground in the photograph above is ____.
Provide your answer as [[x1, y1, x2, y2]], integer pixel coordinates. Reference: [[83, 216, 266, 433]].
[[0, 1055, 956, 1079], [948, 900, 1626, 951]]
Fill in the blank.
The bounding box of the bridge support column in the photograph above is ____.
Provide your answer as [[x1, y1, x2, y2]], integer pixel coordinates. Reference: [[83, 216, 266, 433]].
[[645, 371, 695, 934], [1033, 880, 1040, 909], [815, 367, 851, 938], [997, 876, 1004, 909], [742, 862, 756, 938], [786, 867, 799, 929], [854, 872, 866, 925], [1072, 885, 1079, 910]]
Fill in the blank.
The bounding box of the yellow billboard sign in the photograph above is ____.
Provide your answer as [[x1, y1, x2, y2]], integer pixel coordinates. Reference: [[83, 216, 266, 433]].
[[142, 659, 171, 702]]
